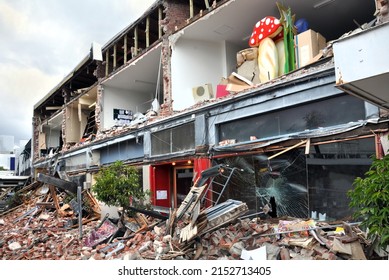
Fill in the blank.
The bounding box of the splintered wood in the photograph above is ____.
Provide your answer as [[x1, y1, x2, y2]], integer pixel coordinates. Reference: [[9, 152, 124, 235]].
[[169, 181, 249, 246]]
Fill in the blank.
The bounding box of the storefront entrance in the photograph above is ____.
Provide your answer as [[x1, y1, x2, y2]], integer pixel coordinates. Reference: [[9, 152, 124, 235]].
[[174, 167, 193, 207]]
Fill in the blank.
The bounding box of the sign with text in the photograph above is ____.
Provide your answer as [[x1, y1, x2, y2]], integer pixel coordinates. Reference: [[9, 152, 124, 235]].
[[113, 109, 133, 125]]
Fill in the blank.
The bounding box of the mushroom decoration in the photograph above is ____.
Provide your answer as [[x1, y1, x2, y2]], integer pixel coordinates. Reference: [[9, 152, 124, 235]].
[[257, 37, 279, 83], [249, 16, 283, 47]]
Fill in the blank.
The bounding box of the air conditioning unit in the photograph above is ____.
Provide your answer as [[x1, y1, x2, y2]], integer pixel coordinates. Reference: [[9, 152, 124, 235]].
[[192, 84, 213, 103]]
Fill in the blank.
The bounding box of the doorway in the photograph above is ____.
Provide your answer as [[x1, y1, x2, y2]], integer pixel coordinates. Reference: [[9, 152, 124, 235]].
[[174, 167, 194, 208]]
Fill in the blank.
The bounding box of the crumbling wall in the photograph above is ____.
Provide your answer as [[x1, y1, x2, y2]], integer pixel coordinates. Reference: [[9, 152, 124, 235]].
[[161, 0, 190, 34], [159, 1, 191, 117], [159, 39, 173, 117], [61, 108, 67, 149], [32, 115, 40, 161], [376, 0, 389, 24], [95, 84, 103, 135]]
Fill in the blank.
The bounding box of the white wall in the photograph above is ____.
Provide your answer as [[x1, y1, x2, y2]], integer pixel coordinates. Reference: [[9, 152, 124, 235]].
[[225, 41, 243, 76], [143, 165, 150, 192], [102, 86, 154, 130], [65, 107, 81, 143], [171, 38, 225, 111], [43, 127, 61, 148]]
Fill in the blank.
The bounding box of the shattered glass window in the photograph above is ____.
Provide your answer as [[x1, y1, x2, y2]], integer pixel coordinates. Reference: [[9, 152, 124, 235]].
[[151, 122, 195, 156], [212, 148, 308, 219], [218, 94, 366, 142], [210, 138, 374, 220]]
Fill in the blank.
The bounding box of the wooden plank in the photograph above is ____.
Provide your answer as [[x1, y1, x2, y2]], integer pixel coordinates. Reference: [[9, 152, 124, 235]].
[[350, 241, 367, 260], [49, 185, 60, 212], [190, 202, 201, 227], [204, 0, 210, 9], [35, 202, 56, 209], [146, 16, 150, 47], [36, 173, 78, 193], [134, 26, 138, 56], [189, 0, 194, 18], [158, 7, 163, 38], [113, 44, 117, 70], [105, 49, 109, 76], [268, 140, 307, 160], [0, 204, 24, 217], [124, 35, 128, 63]]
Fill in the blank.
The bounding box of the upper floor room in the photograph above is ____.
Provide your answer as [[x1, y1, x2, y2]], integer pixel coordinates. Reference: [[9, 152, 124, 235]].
[[33, 0, 382, 160]]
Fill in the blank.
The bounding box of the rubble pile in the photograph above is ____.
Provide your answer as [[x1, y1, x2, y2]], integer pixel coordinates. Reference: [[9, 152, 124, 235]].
[[0, 179, 382, 260]]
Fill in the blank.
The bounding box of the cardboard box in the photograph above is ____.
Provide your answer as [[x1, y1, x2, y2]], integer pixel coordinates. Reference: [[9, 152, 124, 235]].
[[236, 48, 260, 84], [237, 60, 260, 84], [295, 29, 326, 68]]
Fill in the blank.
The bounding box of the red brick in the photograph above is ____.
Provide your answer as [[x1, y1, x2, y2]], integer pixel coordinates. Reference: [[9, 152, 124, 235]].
[[280, 248, 290, 260]]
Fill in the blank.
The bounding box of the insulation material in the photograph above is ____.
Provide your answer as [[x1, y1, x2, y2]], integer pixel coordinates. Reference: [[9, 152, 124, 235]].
[[380, 132, 389, 155], [38, 133, 46, 150]]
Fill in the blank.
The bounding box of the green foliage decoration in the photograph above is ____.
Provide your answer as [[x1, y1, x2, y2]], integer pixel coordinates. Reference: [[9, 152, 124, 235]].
[[92, 161, 150, 212], [348, 155, 389, 248], [277, 2, 297, 74]]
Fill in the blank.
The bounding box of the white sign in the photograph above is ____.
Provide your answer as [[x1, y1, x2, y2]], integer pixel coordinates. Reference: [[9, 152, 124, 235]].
[[156, 190, 167, 200]]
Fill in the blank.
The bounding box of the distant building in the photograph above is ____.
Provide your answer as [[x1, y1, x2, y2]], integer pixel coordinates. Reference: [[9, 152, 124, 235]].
[[0, 135, 15, 175], [0, 136, 31, 176], [15, 139, 32, 176]]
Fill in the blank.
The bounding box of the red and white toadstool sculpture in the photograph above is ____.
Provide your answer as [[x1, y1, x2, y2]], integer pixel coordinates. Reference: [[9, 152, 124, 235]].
[[249, 16, 283, 47]]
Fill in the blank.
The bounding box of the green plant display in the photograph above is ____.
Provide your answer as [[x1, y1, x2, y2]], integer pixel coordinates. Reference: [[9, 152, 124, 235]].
[[92, 161, 150, 213], [348, 155, 389, 249], [277, 2, 297, 74]]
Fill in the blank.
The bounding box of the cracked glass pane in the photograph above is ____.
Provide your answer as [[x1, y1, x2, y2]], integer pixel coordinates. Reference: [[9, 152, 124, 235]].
[[212, 148, 308, 218], [211, 138, 374, 220]]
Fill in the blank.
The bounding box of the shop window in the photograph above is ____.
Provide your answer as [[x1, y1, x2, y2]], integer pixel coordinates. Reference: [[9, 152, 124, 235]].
[[211, 137, 374, 220], [213, 149, 308, 218], [307, 138, 375, 221], [218, 94, 366, 143], [151, 122, 195, 156]]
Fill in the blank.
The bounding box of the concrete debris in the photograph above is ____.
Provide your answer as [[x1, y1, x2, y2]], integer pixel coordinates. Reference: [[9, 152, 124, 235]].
[[8, 242, 22, 251], [0, 179, 385, 260]]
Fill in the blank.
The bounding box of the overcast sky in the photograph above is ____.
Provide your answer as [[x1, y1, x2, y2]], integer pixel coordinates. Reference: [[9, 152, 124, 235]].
[[0, 0, 155, 145]]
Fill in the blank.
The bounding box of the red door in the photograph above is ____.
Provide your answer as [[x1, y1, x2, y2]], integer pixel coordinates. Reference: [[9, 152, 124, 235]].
[[150, 165, 171, 208]]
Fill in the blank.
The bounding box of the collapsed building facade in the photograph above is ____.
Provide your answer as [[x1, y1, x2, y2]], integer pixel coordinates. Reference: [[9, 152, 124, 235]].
[[31, 0, 389, 221]]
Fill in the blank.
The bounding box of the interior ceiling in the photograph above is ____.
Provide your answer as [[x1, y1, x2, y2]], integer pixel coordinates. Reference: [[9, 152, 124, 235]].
[[88, 0, 376, 93], [102, 44, 162, 91], [184, 0, 376, 45], [115, 0, 375, 91], [45, 112, 63, 130]]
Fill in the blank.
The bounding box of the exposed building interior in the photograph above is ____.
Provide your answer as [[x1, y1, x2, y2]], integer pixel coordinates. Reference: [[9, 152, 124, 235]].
[[28, 0, 389, 222]]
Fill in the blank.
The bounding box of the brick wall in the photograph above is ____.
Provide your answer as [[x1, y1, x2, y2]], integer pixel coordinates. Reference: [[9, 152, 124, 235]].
[[161, 0, 190, 34], [32, 115, 40, 161]]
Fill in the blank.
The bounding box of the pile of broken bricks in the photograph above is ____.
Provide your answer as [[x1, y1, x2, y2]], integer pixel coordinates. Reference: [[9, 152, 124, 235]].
[[0, 179, 383, 260]]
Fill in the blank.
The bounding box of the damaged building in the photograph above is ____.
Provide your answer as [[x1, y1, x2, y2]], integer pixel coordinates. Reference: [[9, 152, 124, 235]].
[[31, 0, 389, 222]]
